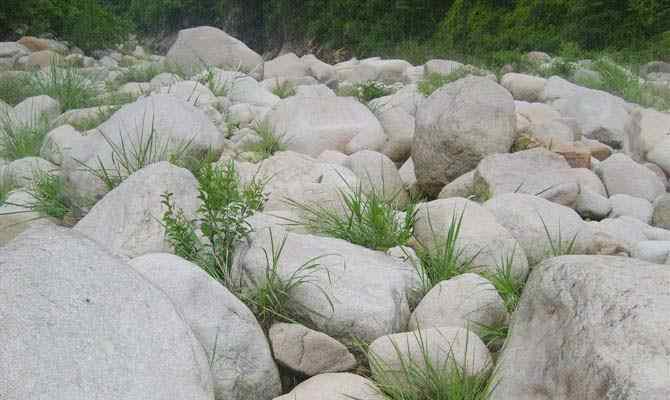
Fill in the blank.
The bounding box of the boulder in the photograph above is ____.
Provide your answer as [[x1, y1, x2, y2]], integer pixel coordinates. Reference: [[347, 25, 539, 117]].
[[413, 76, 515, 196], [74, 162, 199, 258], [484, 193, 591, 265], [0, 190, 43, 245], [652, 193, 670, 229], [376, 104, 414, 162], [574, 187, 611, 220], [625, 107, 670, 161], [150, 72, 182, 90], [301, 54, 335, 83], [334, 59, 378, 83], [501, 73, 546, 102], [129, 253, 281, 400], [13, 95, 61, 126], [409, 273, 508, 332], [264, 95, 386, 157], [369, 84, 424, 117], [344, 150, 409, 207], [166, 26, 263, 77], [414, 198, 530, 278], [369, 327, 491, 381], [490, 255, 670, 400], [363, 59, 412, 82], [609, 194, 653, 224], [274, 373, 382, 400], [25, 49, 61, 68], [269, 323, 356, 376], [264, 53, 310, 79], [232, 227, 420, 342], [51, 105, 116, 130], [5, 156, 58, 187], [647, 136, 670, 176], [40, 124, 81, 165], [596, 153, 665, 202], [0, 225, 214, 399], [632, 241, 670, 264], [161, 80, 217, 105], [424, 59, 464, 76]]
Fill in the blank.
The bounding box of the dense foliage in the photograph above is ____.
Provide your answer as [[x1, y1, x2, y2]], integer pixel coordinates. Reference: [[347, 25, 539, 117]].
[[1, 0, 668, 61]]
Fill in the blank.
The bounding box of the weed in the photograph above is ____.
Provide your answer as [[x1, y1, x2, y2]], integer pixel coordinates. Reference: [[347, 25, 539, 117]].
[[539, 214, 578, 257], [25, 171, 87, 225], [30, 64, 98, 111], [241, 229, 333, 329], [285, 182, 417, 251], [0, 172, 14, 205], [473, 320, 509, 352], [365, 329, 495, 400], [162, 161, 266, 287], [174, 147, 221, 179], [247, 121, 287, 159], [68, 106, 119, 131], [0, 73, 37, 106], [115, 63, 163, 85], [466, 180, 492, 203], [338, 80, 391, 103], [418, 67, 477, 96], [199, 66, 232, 97], [481, 251, 525, 314], [0, 113, 50, 161], [414, 209, 474, 292], [271, 79, 296, 99]]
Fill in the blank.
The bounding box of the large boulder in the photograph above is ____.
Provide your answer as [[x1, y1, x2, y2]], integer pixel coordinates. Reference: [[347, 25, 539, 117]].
[[647, 136, 670, 176], [413, 76, 516, 196], [484, 193, 591, 265], [414, 198, 530, 278], [74, 162, 199, 258], [596, 153, 665, 202], [343, 150, 409, 207], [652, 193, 670, 229], [625, 107, 670, 161], [13, 95, 61, 126], [264, 95, 386, 157], [474, 148, 606, 207], [232, 227, 420, 342], [490, 255, 670, 400], [274, 373, 383, 400], [166, 26, 263, 77], [264, 52, 310, 79], [0, 190, 42, 245], [129, 253, 281, 400], [0, 225, 214, 399], [375, 104, 415, 162], [501, 73, 547, 102]]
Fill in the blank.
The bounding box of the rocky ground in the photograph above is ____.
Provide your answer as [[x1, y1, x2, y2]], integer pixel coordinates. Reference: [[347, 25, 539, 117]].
[[1, 26, 670, 400]]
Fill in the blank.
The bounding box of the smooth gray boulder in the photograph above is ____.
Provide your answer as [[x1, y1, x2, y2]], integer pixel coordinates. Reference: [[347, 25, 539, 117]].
[[344, 150, 409, 207], [13, 95, 61, 126], [274, 373, 383, 400], [490, 255, 670, 400], [501, 73, 546, 102], [269, 323, 356, 376], [609, 194, 653, 224], [0, 225, 214, 400], [652, 193, 670, 229], [74, 162, 199, 258], [413, 76, 515, 196], [597, 153, 665, 202], [575, 187, 611, 220], [129, 253, 281, 400]]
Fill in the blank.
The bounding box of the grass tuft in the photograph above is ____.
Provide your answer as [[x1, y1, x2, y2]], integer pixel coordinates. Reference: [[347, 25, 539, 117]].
[[0, 113, 50, 161], [271, 79, 296, 99], [25, 171, 87, 225], [539, 214, 578, 257], [0, 73, 36, 106], [337, 80, 392, 103], [418, 68, 478, 96], [285, 182, 417, 251], [247, 121, 287, 159], [30, 64, 98, 111], [0, 172, 14, 205]]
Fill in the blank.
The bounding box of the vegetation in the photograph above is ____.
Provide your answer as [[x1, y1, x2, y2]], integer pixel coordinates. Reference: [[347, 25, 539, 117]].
[[337, 81, 392, 103], [0, 173, 13, 205], [0, 114, 50, 161], [247, 121, 287, 159], [365, 330, 494, 400], [539, 215, 579, 257], [270, 79, 296, 99], [482, 251, 525, 315], [418, 68, 483, 96], [0, 73, 35, 106], [26, 171, 86, 225], [285, 183, 417, 252]]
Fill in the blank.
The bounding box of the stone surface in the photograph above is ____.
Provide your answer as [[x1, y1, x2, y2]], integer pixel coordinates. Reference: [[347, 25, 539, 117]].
[[344, 150, 409, 207], [631, 241, 670, 264], [5, 156, 58, 187], [414, 198, 530, 278], [269, 323, 356, 376], [232, 227, 420, 342], [166, 26, 263, 76], [409, 273, 508, 332], [597, 153, 665, 202], [129, 253, 281, 400], [0, 190, 43, 245], [501, 73, 546, 102], [274, 373, 383, 400], [264, 52, 309, 79], [609, 194, 653, 224], [264, 95, 386, 157], [652, 193, 670, 229], [13, 95, 61, 126], [490, 255, 670, 400], [0, 225, 214, 400], [574, 187, 611, 220], [74, 162, 199, 258], [413, 76, 515, 196]]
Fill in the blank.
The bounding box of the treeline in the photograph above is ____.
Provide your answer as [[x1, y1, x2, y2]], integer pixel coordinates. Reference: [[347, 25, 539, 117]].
[[2, 0, 669, 62]]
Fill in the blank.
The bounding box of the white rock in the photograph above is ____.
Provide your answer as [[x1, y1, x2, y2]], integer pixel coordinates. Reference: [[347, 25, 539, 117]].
[[424, 59, 464, 76], [5, 156, 58, 187], [13, 95, 61, 126], [632, 241, 670, 264], [40, 124, 81, 165], [574, 187, 611, 220], [344, 150, 408, 207], [609, 194, 653, 223], [274, 373, 382, 400], [501, 73, 547, 102], [264, 52, 309, 79], [597, 153, 665, 202], [375, 104, 414, 162], [301, 54, 335, 83]]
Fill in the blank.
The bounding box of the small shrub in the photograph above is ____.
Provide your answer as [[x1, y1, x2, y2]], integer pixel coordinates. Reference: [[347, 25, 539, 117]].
[[539, 214, 578, 257], [365, 330, 494, 400], [30, 64, 99, 111], [415, 210, 474, 292], [162, 161, 266, 287], [271, 79, 296, 99], [285, 183, 417, 251], [247, 121, 287, 159], [0, 114, 50, 161], [241, 229, 333, 329]]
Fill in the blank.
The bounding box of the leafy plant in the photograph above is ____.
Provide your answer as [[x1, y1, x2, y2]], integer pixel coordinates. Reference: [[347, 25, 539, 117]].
[[271, 79, 296, 99], [365, 329, 495, 400], [285, 181, 417, 251], [174, 147, 221, 179], [30, 64, 99, 111], [247, 121, 287, 159], [241, 229, 333, 329], [162, 161, 266, 287], [539, 214, 578, 257], [0, 113, 50, 161], [414, 209, 474, 292]]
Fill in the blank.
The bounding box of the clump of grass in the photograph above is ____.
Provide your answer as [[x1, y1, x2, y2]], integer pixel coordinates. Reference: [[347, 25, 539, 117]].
[[271, 79, 296, 99], [247, 121, 287, 159], [30, 64, 98, 111], [418, 67, 475, 96], [0, 114, 50, 161], [0, 73, 37, 106], [25, 171, 87, 225], [162, 161, 266, 287], [338, 80, 392, 103], [199, 66, 232, 97], [285, 182, 417, 251], [482, 251, 525, 314], [0, 173, 14, 205], [174, 147, 221, 179], [414, 210, 474, 292], [365, 330, 494, 400], [78, 119, 192, 190], [466, 180, 492, 203], [68, 106, 120, 131], [474, 320, 509, 352], [539, 214, 578, 257], [115, 63, 164, 85], [241, 229, 333, 329]]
